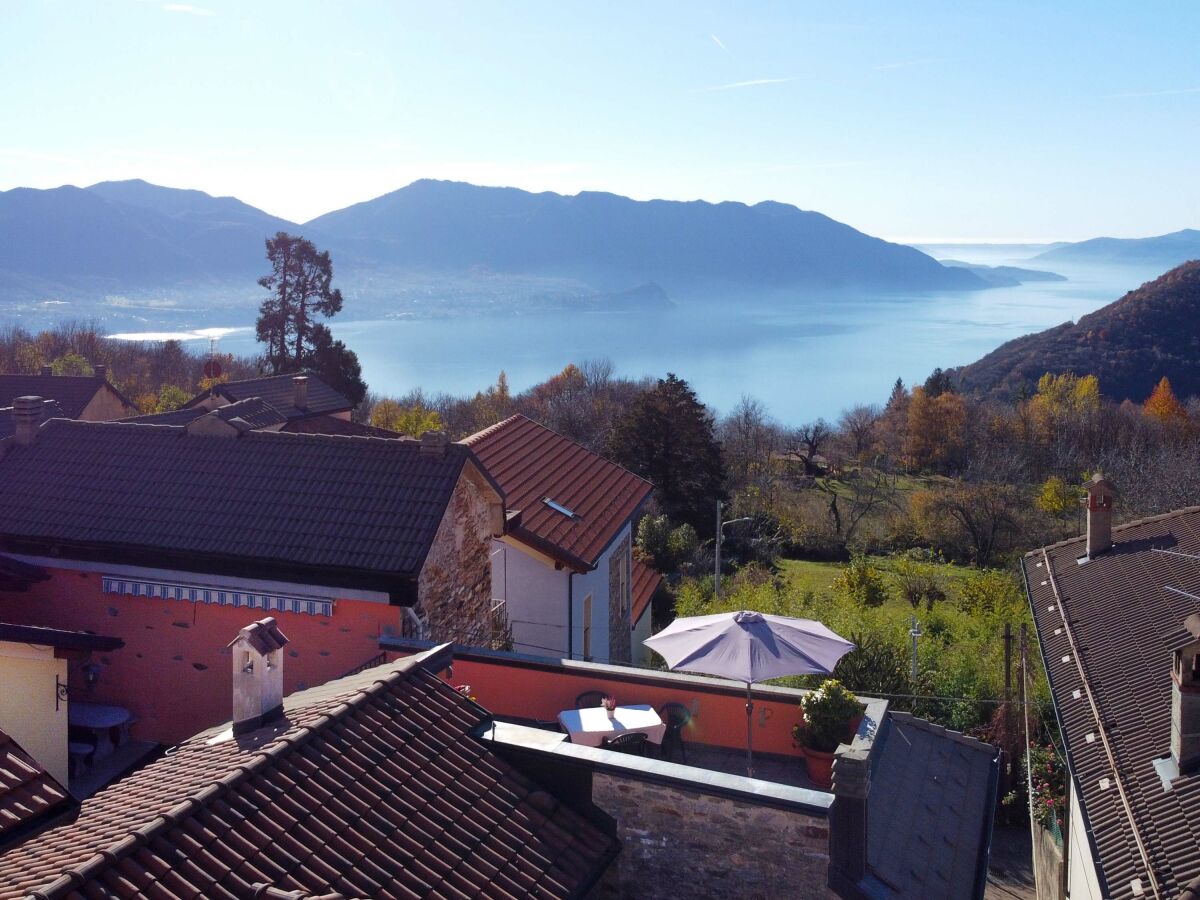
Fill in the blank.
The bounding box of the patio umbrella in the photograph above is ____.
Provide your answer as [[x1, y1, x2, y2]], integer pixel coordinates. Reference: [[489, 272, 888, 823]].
[[643, 610, 854, 777]]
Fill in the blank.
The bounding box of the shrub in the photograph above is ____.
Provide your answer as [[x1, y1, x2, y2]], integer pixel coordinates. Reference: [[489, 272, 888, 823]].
[[794, 679, 866, 752], [832, 556, 889, 607]]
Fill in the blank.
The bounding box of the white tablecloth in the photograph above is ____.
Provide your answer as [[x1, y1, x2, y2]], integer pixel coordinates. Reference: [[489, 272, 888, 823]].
[[557, 704, 666, 747]]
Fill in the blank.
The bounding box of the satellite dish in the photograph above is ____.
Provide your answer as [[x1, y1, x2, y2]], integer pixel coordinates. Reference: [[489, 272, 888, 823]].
[[203, 359, 223, 380]]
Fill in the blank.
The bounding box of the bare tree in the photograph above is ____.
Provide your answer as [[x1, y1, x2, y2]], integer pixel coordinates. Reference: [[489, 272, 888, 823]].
[[720, 395, 781, 489], [792, 419, 833, 476], [838, 404, 882, 461]]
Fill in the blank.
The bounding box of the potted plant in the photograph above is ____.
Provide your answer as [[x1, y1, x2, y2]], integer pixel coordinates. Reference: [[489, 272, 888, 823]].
[[792, 679, 865, 789]]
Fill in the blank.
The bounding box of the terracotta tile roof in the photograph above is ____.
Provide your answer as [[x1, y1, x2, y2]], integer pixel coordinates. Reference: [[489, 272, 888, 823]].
[[189, 372, 352, 420], [866, 712, 999, 899], [0, 655, 618, 899], [0, 420, 476, 599], [124, 397, 288, 430], [230, 617, 289, 655], [0, 730, 72, 847], [464, 415, 652, 571], [281, 416, 401, 439], [1025, 507, 1200, 898], [0, 375, 131, 419], [0, 400, 63, 440], [631, 558, 661, 627]]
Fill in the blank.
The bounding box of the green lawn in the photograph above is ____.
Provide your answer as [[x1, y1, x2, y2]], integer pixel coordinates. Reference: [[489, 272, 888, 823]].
[[778, 555, 976, 602]]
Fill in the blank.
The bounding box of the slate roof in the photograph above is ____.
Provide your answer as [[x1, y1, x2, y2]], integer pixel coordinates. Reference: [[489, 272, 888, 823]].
[[864, 712, 998, 899], [281, 415, 401, 439], [1024, 507, 1200, 898], [0, 729, 72, 847], [189, 372, 352, 420], [124, 397, 287, 430], [464, 416, 652, 571], [0, 400, 63, 440], [0, 654, 618, 899], [0, 375, 129, 419], [631, 558, 661, 628], [0, 420, 479, 599]]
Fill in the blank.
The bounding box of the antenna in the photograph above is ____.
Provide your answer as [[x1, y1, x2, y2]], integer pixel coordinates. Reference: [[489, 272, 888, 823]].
[[202, 335, 223, 381]]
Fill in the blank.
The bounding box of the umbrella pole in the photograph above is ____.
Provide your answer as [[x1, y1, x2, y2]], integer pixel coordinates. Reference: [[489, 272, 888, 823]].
[[745, 681, 754, 778]]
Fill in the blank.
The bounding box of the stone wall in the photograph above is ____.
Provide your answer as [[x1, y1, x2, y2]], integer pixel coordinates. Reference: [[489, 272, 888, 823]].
[[417, 473, 496, 646], [1033, 824, 1065, 900], [592, 773, 834, 900], [607, 534, 631, 664]]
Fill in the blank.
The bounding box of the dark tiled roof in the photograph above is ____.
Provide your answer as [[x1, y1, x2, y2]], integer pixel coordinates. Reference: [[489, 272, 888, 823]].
[[0, 375, 129, 419], [0, 655, 618, 899], [190, 372, 352, 420], [0, 622, 123, 654], [1025, 507, 1200, 898], [0, 729, 72, 846], [124, 397, 287, 430], [865, 712, 998, 899], [0, 420, 474, 598], [631, 558, 661, 627], [281, 416, 401, 439], [0, 400, 63, 440], [464, 415, 652, 571]]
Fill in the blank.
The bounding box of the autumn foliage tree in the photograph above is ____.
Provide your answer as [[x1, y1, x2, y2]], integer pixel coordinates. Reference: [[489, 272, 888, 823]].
[[1144, 376, 1188, 425]]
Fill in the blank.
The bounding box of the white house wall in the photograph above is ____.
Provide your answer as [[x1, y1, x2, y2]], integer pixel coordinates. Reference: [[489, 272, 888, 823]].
[[494, 521, 631, 664], [1067, 780, 1103, 900]]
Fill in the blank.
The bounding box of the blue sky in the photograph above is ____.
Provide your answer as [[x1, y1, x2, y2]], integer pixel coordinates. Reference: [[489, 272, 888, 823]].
[[2, 1, 1197, 240]]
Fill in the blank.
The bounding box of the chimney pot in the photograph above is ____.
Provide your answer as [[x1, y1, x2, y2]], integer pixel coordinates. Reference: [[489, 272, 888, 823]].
[[228, 617, 289, 734], [292, 375, 309, 411], [1172, 617, 1200, 774], [95, 364, 107, 380], [1084, 473, 1115, 559], [420, 430, 450, 456], [40, 365, 52, 377], [12, 396, 43, 446]]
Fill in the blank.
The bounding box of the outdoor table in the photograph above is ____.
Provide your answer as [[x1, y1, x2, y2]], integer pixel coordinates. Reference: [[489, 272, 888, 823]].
[[557, 704, 666, 748], [69, 702, 132, 729]]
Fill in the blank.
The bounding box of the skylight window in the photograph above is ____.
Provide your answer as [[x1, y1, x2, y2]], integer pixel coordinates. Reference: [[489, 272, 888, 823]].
[[543, 497, 577, 519]]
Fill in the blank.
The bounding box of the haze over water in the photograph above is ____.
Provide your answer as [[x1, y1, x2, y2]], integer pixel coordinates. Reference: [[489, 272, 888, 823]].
[[199, 252, 1161, 424]]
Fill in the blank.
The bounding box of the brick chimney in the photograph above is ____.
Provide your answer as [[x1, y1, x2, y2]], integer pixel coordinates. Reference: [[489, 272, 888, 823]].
[[40, 365, 52, 376], [228, 617, 289, 735], [94, 364, 107, 380], [420, 430, 450, 457], [828, 745, 871, 894], [292, 375, 308, 411], [1172, 615, 1200, 775], [12, 396, 42, 446], [1085, 473, 1115, 559]]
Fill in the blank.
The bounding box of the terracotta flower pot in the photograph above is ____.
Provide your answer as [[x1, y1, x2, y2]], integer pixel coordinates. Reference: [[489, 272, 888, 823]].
[[804, 747, 836, 789]]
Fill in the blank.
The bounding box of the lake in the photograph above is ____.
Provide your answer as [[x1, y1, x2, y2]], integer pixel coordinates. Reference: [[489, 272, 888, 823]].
[[111, 250, 1162, 425]]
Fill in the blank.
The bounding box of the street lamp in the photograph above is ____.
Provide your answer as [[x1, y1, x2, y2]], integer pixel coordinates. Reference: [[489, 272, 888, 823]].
[[714, 500, 752, 601]]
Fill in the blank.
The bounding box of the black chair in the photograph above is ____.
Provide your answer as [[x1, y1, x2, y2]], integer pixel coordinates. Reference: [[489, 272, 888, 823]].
[[602, 731, 649, 756], [575, 690, 607, 709], [659, 702, 692, 764]]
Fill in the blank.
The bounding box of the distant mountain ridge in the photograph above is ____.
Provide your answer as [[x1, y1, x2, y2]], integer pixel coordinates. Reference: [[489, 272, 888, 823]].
[[305, 179, 984, 290], [0, 178, 984, 307], [1035, 229, 1200, 267], [950, 261, 1200, 402]]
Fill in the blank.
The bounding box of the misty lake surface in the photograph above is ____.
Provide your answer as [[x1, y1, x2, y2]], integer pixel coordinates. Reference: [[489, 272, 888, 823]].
[[204, 252, 1158, 423]]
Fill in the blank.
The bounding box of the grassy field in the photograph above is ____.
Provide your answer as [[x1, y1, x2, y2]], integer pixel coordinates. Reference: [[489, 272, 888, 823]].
[[778, 555, 977, 602]]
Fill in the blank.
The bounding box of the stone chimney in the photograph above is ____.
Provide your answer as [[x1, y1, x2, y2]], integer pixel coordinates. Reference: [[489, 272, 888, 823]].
[[827, 745, 871, 894], [94, 364, 107, 381], [228, 617, 289, 735], [420, 430, 450, 457], [1085, 473, 1115, 559], [292, 375, 308, 411], [40, 365, 52, 376], [12, 396, 42, 446], [1172, 615, 1200, 775]]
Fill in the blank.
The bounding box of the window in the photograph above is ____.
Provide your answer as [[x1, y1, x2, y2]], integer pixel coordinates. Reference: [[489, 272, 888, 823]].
[[543, 497, 577, 518], [582, 594, 593, 661]]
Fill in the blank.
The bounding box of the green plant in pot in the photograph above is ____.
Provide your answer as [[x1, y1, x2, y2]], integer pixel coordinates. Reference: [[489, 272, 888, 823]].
[[793, 679, 866, 789]]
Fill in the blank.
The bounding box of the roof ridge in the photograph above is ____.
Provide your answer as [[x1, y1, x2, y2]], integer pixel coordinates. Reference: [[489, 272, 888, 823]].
[[461, 413, 525, 446], [1026, 505, 1200, 557], [887, 711, 997, 756], [33, 657, 426, 900]]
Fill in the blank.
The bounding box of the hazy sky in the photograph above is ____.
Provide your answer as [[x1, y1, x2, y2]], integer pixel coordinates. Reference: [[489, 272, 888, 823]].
[[3, 2, 1197, 241]]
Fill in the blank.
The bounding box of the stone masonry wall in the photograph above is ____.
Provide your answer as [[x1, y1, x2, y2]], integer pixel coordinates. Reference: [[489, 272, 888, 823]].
[[417, 472, 495, 646], [592, 773, 834, 900]]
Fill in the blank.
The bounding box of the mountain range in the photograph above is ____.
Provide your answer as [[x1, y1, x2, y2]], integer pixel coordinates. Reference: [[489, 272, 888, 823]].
[[1033, 229, 1200, 267], [0, 179, 985, 308], [951, 261, 1200, 402]]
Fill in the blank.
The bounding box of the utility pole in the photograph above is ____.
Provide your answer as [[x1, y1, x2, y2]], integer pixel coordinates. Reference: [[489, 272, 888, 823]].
[[1004, 622, 1014, 791], [714, 500, 751, 602], [909, 615, 922, 684]]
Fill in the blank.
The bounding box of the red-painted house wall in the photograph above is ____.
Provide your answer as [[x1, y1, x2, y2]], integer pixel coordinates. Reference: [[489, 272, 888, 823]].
[[0, 567, 403, 745]]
